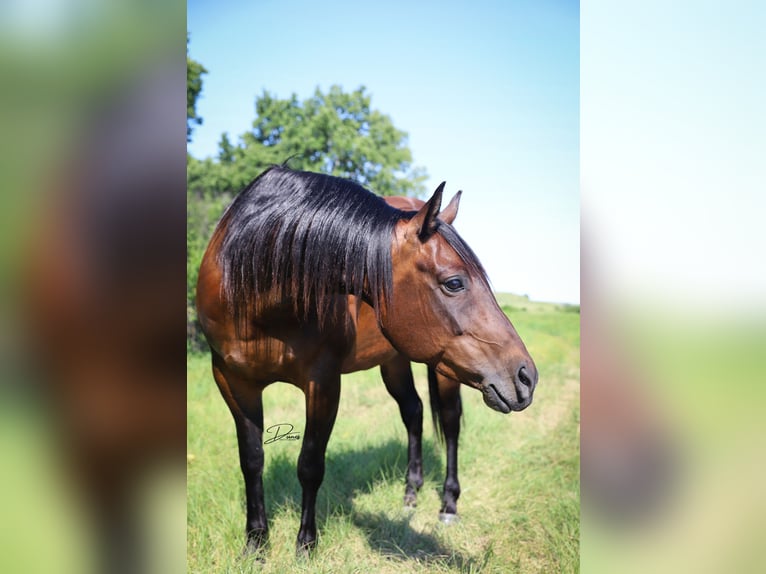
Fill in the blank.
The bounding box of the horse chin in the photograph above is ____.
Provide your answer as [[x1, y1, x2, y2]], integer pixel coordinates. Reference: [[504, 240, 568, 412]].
[[482, 381, 533, 413], [482, 383, 513, 414]]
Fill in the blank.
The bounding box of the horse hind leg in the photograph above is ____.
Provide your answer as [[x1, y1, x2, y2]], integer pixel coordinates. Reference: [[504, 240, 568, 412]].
[[211, 353, 269, 554], [381, 355, 424, 508], [295, 367, 341, 556]]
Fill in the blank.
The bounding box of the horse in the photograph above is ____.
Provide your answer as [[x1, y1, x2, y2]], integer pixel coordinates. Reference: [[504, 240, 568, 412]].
[[196, 166, 538, 556]]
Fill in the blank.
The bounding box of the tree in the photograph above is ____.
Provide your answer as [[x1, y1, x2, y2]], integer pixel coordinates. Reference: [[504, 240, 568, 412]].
[[187, 38, 207, 142], [188, 85, 427, 198]]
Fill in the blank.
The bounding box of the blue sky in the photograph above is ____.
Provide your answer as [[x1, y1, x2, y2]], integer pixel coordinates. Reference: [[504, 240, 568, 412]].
[[188, 0, 580, 303]]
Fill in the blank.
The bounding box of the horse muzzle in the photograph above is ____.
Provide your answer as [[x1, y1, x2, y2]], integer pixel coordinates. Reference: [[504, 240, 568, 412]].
[[482, 364, 537, 413]]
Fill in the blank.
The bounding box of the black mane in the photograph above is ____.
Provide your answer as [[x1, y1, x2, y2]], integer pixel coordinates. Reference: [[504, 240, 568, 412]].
[[215, 166, 489, 333], [217, 167, 407, 330]]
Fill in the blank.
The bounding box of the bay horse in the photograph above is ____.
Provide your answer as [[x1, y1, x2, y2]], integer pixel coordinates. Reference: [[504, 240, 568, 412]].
[[196, 166, 538, 556]]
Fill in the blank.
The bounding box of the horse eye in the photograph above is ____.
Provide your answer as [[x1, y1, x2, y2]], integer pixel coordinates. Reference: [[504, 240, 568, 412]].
[[442, 277, 464, 293]]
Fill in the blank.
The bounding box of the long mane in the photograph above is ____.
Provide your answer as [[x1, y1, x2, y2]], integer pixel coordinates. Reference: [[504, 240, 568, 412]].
[[216, 166, 408, 332]]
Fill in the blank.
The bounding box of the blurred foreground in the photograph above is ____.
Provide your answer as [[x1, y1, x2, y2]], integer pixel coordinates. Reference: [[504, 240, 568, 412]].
[[581, 2, 766, 572], [581, 276, 766, 573], [0, 2, 186, 573]]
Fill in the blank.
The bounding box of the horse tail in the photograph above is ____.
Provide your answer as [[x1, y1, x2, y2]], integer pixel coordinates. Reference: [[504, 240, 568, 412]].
[[428, 365, 445, 444]]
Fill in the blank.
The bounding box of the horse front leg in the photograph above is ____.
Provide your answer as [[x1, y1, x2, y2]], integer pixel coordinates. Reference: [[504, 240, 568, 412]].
[[211, 353, 269, 553], [433, 368, 462, 523], [296, 368, 341, 556], [381, 355, 424, 507]]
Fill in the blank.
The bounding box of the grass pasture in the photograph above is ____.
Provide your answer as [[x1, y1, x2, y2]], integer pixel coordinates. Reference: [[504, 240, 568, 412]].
[[187, 295, 580, 573]]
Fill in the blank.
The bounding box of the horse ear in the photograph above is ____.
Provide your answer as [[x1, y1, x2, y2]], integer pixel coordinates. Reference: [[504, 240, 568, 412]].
[[438, 190, 462, 225], [410, 182, 445, 241]]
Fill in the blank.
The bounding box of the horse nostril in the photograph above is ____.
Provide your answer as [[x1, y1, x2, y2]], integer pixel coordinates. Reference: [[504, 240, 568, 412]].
[[517, 365, 533, 388]]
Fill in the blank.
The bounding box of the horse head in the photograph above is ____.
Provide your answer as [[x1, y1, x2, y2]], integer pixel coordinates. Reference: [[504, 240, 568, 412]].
[[381, 184, 538, 413]]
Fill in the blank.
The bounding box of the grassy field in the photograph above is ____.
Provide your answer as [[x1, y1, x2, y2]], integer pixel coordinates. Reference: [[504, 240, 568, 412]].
[[187, 295, 580, 573]]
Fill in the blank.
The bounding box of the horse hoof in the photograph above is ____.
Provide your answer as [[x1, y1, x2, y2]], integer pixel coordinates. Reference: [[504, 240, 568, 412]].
[[243, 530, 269, 556], [295, 540, 316, 559], [241, 544, 267, 564], [403, 487, 420, 506], [438, 512, 460, 525], [241, 551, 266, 564]]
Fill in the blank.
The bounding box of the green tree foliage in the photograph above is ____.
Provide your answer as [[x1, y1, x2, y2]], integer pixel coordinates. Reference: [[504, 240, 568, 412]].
[[187, 39, 207, 142], [187, 84, 428, 351], [187, 85, 427, 198]]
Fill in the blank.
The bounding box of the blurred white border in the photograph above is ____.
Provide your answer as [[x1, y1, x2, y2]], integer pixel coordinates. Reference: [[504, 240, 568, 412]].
[[582, 0, 765, 314]]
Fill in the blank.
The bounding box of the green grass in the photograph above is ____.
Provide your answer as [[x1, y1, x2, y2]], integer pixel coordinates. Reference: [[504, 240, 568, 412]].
[[187, 295, 580, 573]]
